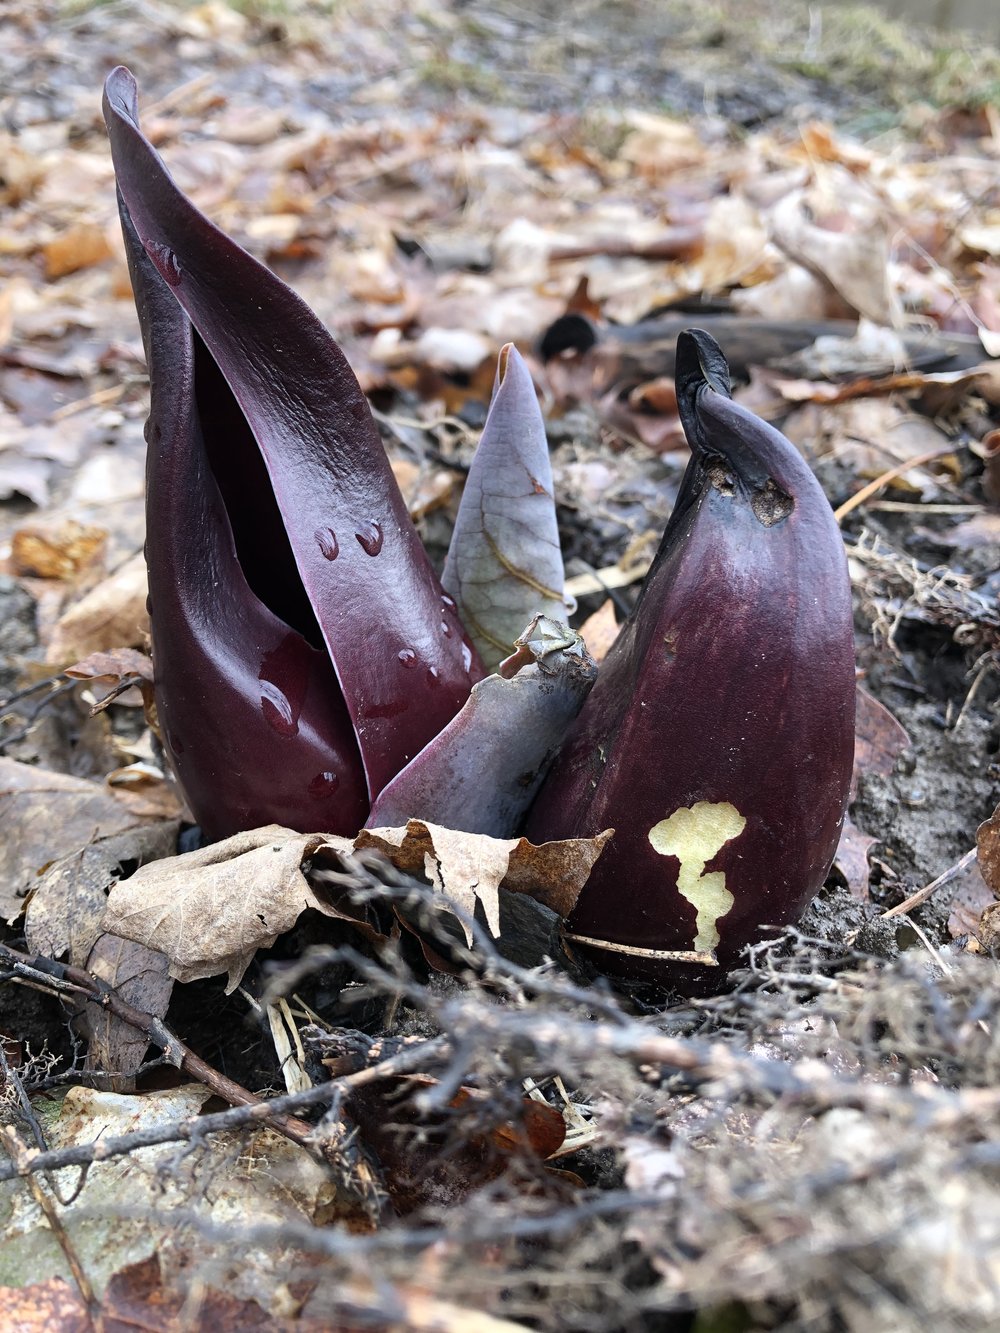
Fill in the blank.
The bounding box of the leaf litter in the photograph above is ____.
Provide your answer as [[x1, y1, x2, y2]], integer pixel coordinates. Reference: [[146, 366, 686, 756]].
[[1, 0, 1000, 1329]]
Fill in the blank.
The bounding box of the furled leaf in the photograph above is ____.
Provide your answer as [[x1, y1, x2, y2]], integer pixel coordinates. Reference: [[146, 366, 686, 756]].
[[104, 67, 480, 800], [366, 615, 597, 837], [442, 344, 566, 671]]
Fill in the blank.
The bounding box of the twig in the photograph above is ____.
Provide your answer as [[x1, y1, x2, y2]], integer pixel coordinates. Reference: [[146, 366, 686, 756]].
[[834, 446, 955, 523], [0, 1035, 449, 1186], [0, 1125, 95, 1310], [880, 848, 978, 919], [0, 943, 325, 1154]]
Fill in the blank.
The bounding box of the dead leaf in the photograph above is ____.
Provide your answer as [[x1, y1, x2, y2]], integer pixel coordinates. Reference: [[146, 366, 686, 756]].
[[10, 518, 106, 579], [101, 825, 354, 991], [770, 180, 900, 325], [947, 858, 994, 939], [358, 819, 613, 942], [65, 647, 153, 687], [853, 685, 911, 796], [42, 221, 114, 279], [24, 821, 179, 966], [577, 599, 619, 665], [0, 757, 156, 923], [82, 932, 173, 1091], [0, 1278, 89, 1331], [45, 552, 149, 665], [834, 817, 879, 900], [977, 802, 1000, 897], [442, 345, 566, 670], [783, 397, 949, 492], [345, 1070, 566, 1213], [105, 820, 611, 986]]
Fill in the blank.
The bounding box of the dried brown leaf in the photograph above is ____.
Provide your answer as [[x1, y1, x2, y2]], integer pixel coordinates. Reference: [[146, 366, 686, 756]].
[[10, 518, 106, 580], [0, 1278, 89, 1332], [0, 757, 158, 923], [977, 802, 1000, 898], [82, 932, 173, 1091], [577, 598, 619, 665], [42, 221, 114, 279], [358, 819, 612, 943], [834, 817, 879, 901], [45, 552, 149, 665], [105, 820, 611, 985], [24, 821, 179, 966], [853, 685, 911, 795], [101, 825, 354, 991]]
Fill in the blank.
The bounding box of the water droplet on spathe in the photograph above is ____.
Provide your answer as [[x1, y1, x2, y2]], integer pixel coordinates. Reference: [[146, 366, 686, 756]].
[[440, 620, 451, 637], [308, 771, 339, 798], [426, 665, 440, 687], [461, 642, 473, 672], [355, 521, 384, 556], [147, 241, 182, 287], [398, 648, 417, 668], [315, 527, 339, 560], [441, 593, 456, 610], [260, 681, 299, 736]]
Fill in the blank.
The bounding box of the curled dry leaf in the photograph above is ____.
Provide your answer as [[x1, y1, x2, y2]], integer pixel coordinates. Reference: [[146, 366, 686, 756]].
[[852, 685, 911, 798], [65, 646, 155, 717], [769, 184, 900, 326], [576, 599, 619, 666], [103, 821, 612, 987], [10, 518, 106, 581], [82, 932, 174, 1092], [833, 817, 880, 901]]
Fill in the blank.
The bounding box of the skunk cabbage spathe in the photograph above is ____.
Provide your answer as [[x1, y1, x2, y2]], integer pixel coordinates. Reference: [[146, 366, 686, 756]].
[[104, 66, 482, 838], [527, 329, 856, 989]]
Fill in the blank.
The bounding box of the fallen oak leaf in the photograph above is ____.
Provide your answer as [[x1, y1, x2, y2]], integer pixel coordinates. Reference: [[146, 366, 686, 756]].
[[45, 551, 149, 665], [977, 801, 1000, 897], [82, 932, 174, 1091], [852, 684, 911, 799]]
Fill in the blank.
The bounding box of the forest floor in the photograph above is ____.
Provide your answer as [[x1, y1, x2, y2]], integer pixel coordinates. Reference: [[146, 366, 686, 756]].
[[2, 1, 1000, 1330]]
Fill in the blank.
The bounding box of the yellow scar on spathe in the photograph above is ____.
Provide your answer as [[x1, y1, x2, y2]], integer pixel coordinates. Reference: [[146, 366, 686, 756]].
[[648, 801, 746, 951]]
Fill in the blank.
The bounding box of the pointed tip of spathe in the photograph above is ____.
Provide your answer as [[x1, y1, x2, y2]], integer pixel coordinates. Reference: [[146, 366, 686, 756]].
[[493, 340, 533, 397], [103, 66, 140, 126], [675, 328, 733, 401]]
